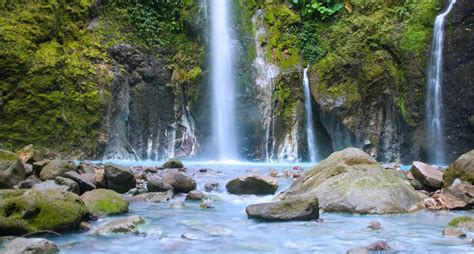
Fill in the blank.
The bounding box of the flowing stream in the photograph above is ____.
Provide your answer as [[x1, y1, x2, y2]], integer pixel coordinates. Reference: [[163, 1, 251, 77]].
[[56, 162, 472, 254], [425, 0, 456, 165], [303, 67, 318, 162], [210, 0, 237, 160]]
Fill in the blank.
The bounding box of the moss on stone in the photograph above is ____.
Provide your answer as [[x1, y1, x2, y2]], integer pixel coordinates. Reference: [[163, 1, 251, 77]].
[[448, 216, 473, 228], [81, 189, 129, 216]]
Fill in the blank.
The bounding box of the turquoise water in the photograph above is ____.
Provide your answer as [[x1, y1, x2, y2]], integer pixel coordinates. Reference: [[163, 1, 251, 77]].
[[57, 162, 472, 253]]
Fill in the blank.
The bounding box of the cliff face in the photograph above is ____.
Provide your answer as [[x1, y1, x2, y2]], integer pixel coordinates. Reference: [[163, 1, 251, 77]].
[[443, 0, 474, 162]]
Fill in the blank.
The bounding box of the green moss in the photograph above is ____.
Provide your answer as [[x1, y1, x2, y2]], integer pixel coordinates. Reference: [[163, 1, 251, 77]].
[[82, 189, 129, 216], [448, 216, 473, 227]]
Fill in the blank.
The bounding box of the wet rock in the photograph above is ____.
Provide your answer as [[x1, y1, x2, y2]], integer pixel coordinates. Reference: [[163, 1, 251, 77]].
[[410, 161, 443, 190], [200, 201, 214, 209], [39, 160, 76, 181], [448, 216, 474, 230], [181, 231, 201, 240], [442, 227, 467, 237], [366, 240, 391, 251], [94, 215, 145, 235], [408, 178, 424, 190], [78, 161, 96, 174], [367, 220, 382, 230], [226, 175, 278, 195], [105, 163, 136, 193], [1, 237, 59, 254], [204, 182, 219, 192], [170, 200, 186, 208], [0, 189, 87, 236], [443, 150, 474, 186], [162, 158, 184, 169], [199, 168, 210, 173], [80, 221, 92, 231], [0, 149, 26, 189], [439, 181, 474, 209], [161, 169, 196, 193], [55, 176, 80, 194], [246, 195, 319, 221], [64, 171, 96, 194], [346, 248, 369, 254], [131, 191, 173, 203], [147, 177, 174, 192], [279, 148, 424, 214], [81, 189, 128, 216], [185, 190, 207, 201]]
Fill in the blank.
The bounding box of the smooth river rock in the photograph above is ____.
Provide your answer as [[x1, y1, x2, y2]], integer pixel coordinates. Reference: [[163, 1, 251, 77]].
[[105, 163, 136, 193], [162, 158, 184, 169], [1, 237, 59, 254], [0, 149, 26, 189], [161, 169, 196, 193], [81, 189, 129, 216], [226, 175, 278, 195], [246, 195, 319, 221], [39, 160, 76, 181], [443, 149, 474, 186], [94, 215, 145, 235], [279, 148, 424, 214]]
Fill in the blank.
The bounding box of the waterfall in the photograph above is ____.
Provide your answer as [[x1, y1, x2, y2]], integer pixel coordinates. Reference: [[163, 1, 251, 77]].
[[303, 67, 318, 162], [425, 0, 456, 165], [210, 0, 237, 160]]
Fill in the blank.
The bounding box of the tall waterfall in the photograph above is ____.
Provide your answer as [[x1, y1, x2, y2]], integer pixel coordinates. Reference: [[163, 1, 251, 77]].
[[303, 67, 318, 162], [210, 0, 237, 160], [425, 0, 456, 165]]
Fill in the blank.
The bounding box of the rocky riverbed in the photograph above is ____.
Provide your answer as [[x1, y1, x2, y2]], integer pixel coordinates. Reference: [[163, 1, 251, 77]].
[[0, 147, 473, 253]]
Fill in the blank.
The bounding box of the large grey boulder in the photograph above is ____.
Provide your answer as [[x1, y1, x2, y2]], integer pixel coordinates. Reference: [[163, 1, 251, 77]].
[[81, 189, 129, 216], [0, 149, 26, 189], [1, 237, 59, 254], [246, 195, 319, 221], [162, 158, 184, 169], [161, 170, 196, 193], [226, 175, 278, 195], [439, 181, 474, 209], [104, 163, 136, 193], [443, 150, 474, 186], [39, 160, 76, 181], [94, 215, 145, 235], [64, 171, 96, 194], [279, 148, 424, 214]]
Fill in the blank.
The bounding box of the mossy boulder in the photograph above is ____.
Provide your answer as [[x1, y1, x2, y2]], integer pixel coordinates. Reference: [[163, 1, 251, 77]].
[[81, 189, 128, 216], [0, 189, 87, 236], [443, 150, 474, 186], [448, 216, 474, 230], [279, 148, 424, 214], [0, 149, 26, 189], [226, 175, 278, 195], [1, 237, 59, 254], [162, 158, 184, 169], [39, 160, 76, 181]]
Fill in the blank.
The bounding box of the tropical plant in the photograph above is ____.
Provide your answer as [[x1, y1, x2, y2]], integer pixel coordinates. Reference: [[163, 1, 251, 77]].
[[290, 0, 344, 19]]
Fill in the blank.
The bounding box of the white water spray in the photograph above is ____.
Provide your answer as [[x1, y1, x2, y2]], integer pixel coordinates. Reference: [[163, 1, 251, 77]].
[[210, 0, 237, 160], [425, 0, 456, 165], [303, 67, 318, 162]]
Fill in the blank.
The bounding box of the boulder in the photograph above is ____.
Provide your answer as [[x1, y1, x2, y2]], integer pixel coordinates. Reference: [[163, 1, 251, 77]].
[[93, 168, 107, 188], [448, 216, 474, 230], [246, 195, 319, 221], [443, 150, 474, 186], [55, 177, 80, 194], [105, 163, 136, 193], [147, 177, 174, 192], [161, 170, 196, 193], [0, 149, 26, 189], [131, 191, 173, 203], [367, 220, 382, 230], [64, 171, 96, 194], [204, 182, 219, 192], [410, 161, 444, 190], [162, 158, 184, 169], [279, 148, 424, 214], [226, 175, 278, 195], [439, 181, 474, 209], [366, 240, 392, 251], [442, 227, 467, 237], [32, 160, 50, 176], [1, 237, 59, 254], [17, 178, 41, 189], [32, 180, 77, 194], [81, 189, 128, 216], [39, 160, 76, 181], [94, 215, 145, 235], [185, 190, 208, 201], [0, 189, 87, 236], [16, 145, 40, 164]]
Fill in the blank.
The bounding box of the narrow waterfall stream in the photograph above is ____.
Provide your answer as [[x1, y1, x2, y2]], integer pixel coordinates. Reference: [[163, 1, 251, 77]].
[[425, 0, 456, 165], [303, 67, 318, 162], [210, 0, 237, 160]]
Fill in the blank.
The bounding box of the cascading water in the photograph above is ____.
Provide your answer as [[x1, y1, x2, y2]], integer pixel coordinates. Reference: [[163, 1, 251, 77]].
[[425, 0, 456, 165], [302, 67, 318, 162], [210, 0, 237, 160]]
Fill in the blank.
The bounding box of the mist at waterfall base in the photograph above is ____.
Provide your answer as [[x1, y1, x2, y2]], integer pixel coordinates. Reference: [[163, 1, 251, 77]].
[[425, 0, 456, 166]]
